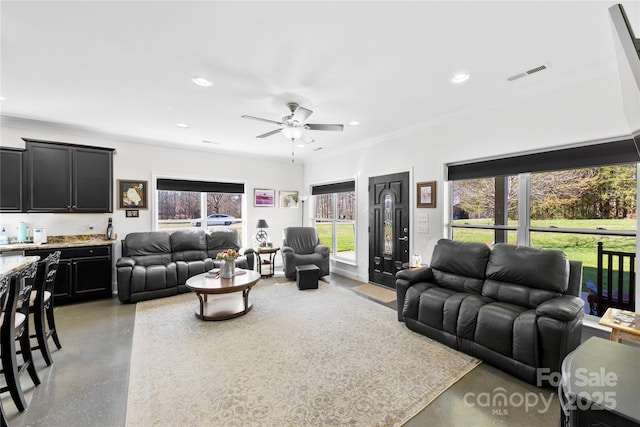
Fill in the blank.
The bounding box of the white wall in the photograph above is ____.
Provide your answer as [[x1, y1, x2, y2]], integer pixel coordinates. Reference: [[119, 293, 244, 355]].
[[304, 66, 636, 282], [0, 120, 304, 268]]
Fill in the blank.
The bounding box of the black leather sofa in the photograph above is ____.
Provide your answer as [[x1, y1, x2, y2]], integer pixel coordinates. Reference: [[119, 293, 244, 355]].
[[396, 239, 584, 386], [116, 228, 255, 303]]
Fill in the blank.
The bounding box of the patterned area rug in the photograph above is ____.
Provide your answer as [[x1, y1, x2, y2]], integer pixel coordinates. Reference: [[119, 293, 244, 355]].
[[126, 279, 480, 426]]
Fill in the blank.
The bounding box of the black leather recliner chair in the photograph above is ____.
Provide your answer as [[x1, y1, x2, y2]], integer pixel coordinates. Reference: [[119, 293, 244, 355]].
[[281, 227, 330, 280], [396, 239, 584, 386]]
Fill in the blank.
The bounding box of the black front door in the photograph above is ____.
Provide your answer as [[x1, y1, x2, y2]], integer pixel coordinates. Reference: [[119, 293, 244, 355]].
[[369, 172, 410, 288]]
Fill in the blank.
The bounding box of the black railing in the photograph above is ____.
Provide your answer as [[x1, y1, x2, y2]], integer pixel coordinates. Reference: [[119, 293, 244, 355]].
[[596, 241, 636, 315]]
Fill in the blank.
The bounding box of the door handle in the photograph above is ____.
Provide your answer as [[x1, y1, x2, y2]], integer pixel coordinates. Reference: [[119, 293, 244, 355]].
[[398, 236, 408, 241]]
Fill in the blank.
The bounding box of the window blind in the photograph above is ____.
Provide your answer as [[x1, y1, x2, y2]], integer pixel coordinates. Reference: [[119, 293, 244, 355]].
[[447, 138, 640, 181], [156, 178, 244, 193], [311, 180, 355, 195]]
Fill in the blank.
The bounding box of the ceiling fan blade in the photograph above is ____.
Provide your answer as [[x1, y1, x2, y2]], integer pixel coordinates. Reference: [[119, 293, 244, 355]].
[[305, 123, 344, 131], [256, 129, 283, 138], [241, 115, 283, 126], [292, 106, 313, 123]]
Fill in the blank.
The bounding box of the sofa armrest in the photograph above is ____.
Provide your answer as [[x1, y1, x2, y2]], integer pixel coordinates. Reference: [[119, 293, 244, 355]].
[[281, 246, 294, 256], [116, 257, 135, 268], [314, 245, 330, 258], [396, 266, 433, 283], [240, 248, 255, 270], [536, 295, 585, 322]]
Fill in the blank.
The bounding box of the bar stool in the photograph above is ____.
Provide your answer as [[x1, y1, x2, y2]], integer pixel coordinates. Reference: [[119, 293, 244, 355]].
[[0, 263, 41, 412], [28, 251, 62, 365], [0, 273, 12, 427]]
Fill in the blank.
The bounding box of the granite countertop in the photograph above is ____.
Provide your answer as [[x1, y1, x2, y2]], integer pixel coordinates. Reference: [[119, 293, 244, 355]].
[[0, 234, 117, 252]]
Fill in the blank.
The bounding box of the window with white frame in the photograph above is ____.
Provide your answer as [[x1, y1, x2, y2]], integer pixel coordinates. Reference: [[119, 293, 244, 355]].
[[156, 178, 245, 242], [312, 181, 356, 263]]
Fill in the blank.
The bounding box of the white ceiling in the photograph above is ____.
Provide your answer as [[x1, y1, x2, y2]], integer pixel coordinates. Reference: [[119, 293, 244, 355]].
[[2, 1, 639, 162]]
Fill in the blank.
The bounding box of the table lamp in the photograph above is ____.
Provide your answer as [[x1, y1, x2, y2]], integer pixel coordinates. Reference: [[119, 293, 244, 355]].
[[255, 219, 269, 247]]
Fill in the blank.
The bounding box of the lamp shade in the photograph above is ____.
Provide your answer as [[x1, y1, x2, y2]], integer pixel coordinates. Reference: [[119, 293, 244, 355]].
[[256, 219, 269, 229]]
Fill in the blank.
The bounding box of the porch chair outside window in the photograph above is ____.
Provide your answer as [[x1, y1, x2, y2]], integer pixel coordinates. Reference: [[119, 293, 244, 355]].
[[596, 241, 636, 316]]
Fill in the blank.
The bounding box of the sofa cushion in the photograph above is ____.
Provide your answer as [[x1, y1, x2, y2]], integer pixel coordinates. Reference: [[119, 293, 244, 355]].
[[474, 302, 532, 359], [430, 239, 490, 294], [486, 244, 569, 292], [171, 229, 207, 261], [131, 263, 177, 293], [123, 231, 173, 267], [206, 228, 241, 258], [483, 244, 568, 307], [417, 287, 458, 329], [456, 294, 494, 340]]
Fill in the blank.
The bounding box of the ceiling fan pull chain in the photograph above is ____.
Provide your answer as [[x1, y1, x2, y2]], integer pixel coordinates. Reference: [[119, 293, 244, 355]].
[[291, 139, 295, 163]]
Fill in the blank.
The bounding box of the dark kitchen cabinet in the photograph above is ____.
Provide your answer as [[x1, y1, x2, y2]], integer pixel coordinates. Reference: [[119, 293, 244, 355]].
[[25, 245, 113, 304], [25, 139, 113, 212], [0, 148, 25, 212]]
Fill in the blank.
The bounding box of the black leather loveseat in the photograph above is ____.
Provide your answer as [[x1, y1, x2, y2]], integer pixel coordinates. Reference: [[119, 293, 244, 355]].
[[116, 228, 255, 303], [396, 239, 584, 385]]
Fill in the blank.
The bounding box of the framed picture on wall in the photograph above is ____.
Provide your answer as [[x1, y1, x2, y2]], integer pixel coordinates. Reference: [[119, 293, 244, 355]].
[[416, 181, 436, 208], [254, 188, 275, 207], [118, 180, 148, 209], [279, 191, 299, 208]]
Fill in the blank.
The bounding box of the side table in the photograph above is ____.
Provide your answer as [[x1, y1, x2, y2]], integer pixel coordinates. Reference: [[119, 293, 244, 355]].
[[255, 246, 280, 278], [598, 308, 640, 344]]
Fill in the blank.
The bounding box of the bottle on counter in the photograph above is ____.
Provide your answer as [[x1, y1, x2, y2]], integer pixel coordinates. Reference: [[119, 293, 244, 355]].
[[0, 227, 8, 245], [106, 218, 114, 240]]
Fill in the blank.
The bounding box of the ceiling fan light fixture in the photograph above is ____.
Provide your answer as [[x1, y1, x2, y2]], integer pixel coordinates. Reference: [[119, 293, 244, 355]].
[[190, 76, 212, 87], [281, 127, 304, 140]]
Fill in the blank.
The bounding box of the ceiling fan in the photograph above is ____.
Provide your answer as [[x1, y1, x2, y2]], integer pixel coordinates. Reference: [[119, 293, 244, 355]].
[[241, 102, 344, 144]]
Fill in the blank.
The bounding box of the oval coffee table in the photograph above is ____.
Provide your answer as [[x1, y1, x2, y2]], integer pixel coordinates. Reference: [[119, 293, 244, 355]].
[[185, 269, 261, 321]]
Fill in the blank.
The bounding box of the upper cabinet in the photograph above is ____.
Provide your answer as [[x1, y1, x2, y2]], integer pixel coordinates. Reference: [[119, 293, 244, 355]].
[[25, 139, 114, 213], [0, 148, 25, 212]]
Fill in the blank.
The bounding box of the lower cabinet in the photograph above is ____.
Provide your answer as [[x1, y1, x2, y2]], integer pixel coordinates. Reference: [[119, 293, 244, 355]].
[[26, 245, 113, 304]]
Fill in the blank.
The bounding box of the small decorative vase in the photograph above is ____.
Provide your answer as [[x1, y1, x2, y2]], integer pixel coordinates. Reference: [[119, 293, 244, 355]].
[[220, 259, 235, 278]]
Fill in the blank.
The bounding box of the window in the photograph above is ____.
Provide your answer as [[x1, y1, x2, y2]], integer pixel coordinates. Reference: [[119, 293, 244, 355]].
[[448, 139, 639, 319], [451, 175, 518, 245], [156, 178, 245, 241], [312, 181, 356, 263]]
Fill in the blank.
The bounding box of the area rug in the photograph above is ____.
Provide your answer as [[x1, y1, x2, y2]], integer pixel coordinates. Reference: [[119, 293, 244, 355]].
[[126, 279, 480, 426], [352, 283, 397, 303]]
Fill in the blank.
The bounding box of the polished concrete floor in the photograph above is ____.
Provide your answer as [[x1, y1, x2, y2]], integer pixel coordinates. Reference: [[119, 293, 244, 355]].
[[3, 272, 602, 427]]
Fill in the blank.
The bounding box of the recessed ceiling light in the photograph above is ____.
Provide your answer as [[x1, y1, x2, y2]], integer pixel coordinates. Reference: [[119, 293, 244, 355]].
[[451, 73, 470, 84], [176, 122, 189, 128], [190, 76, 212, 87], [349, 121, 360, 126]]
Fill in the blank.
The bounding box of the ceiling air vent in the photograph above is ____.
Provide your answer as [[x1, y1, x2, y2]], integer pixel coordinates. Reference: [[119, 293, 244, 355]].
[[507, 64, 548, 81]]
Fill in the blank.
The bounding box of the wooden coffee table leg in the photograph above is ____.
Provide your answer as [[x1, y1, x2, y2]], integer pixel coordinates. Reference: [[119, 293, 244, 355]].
[[195, 292, 205, 320]]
